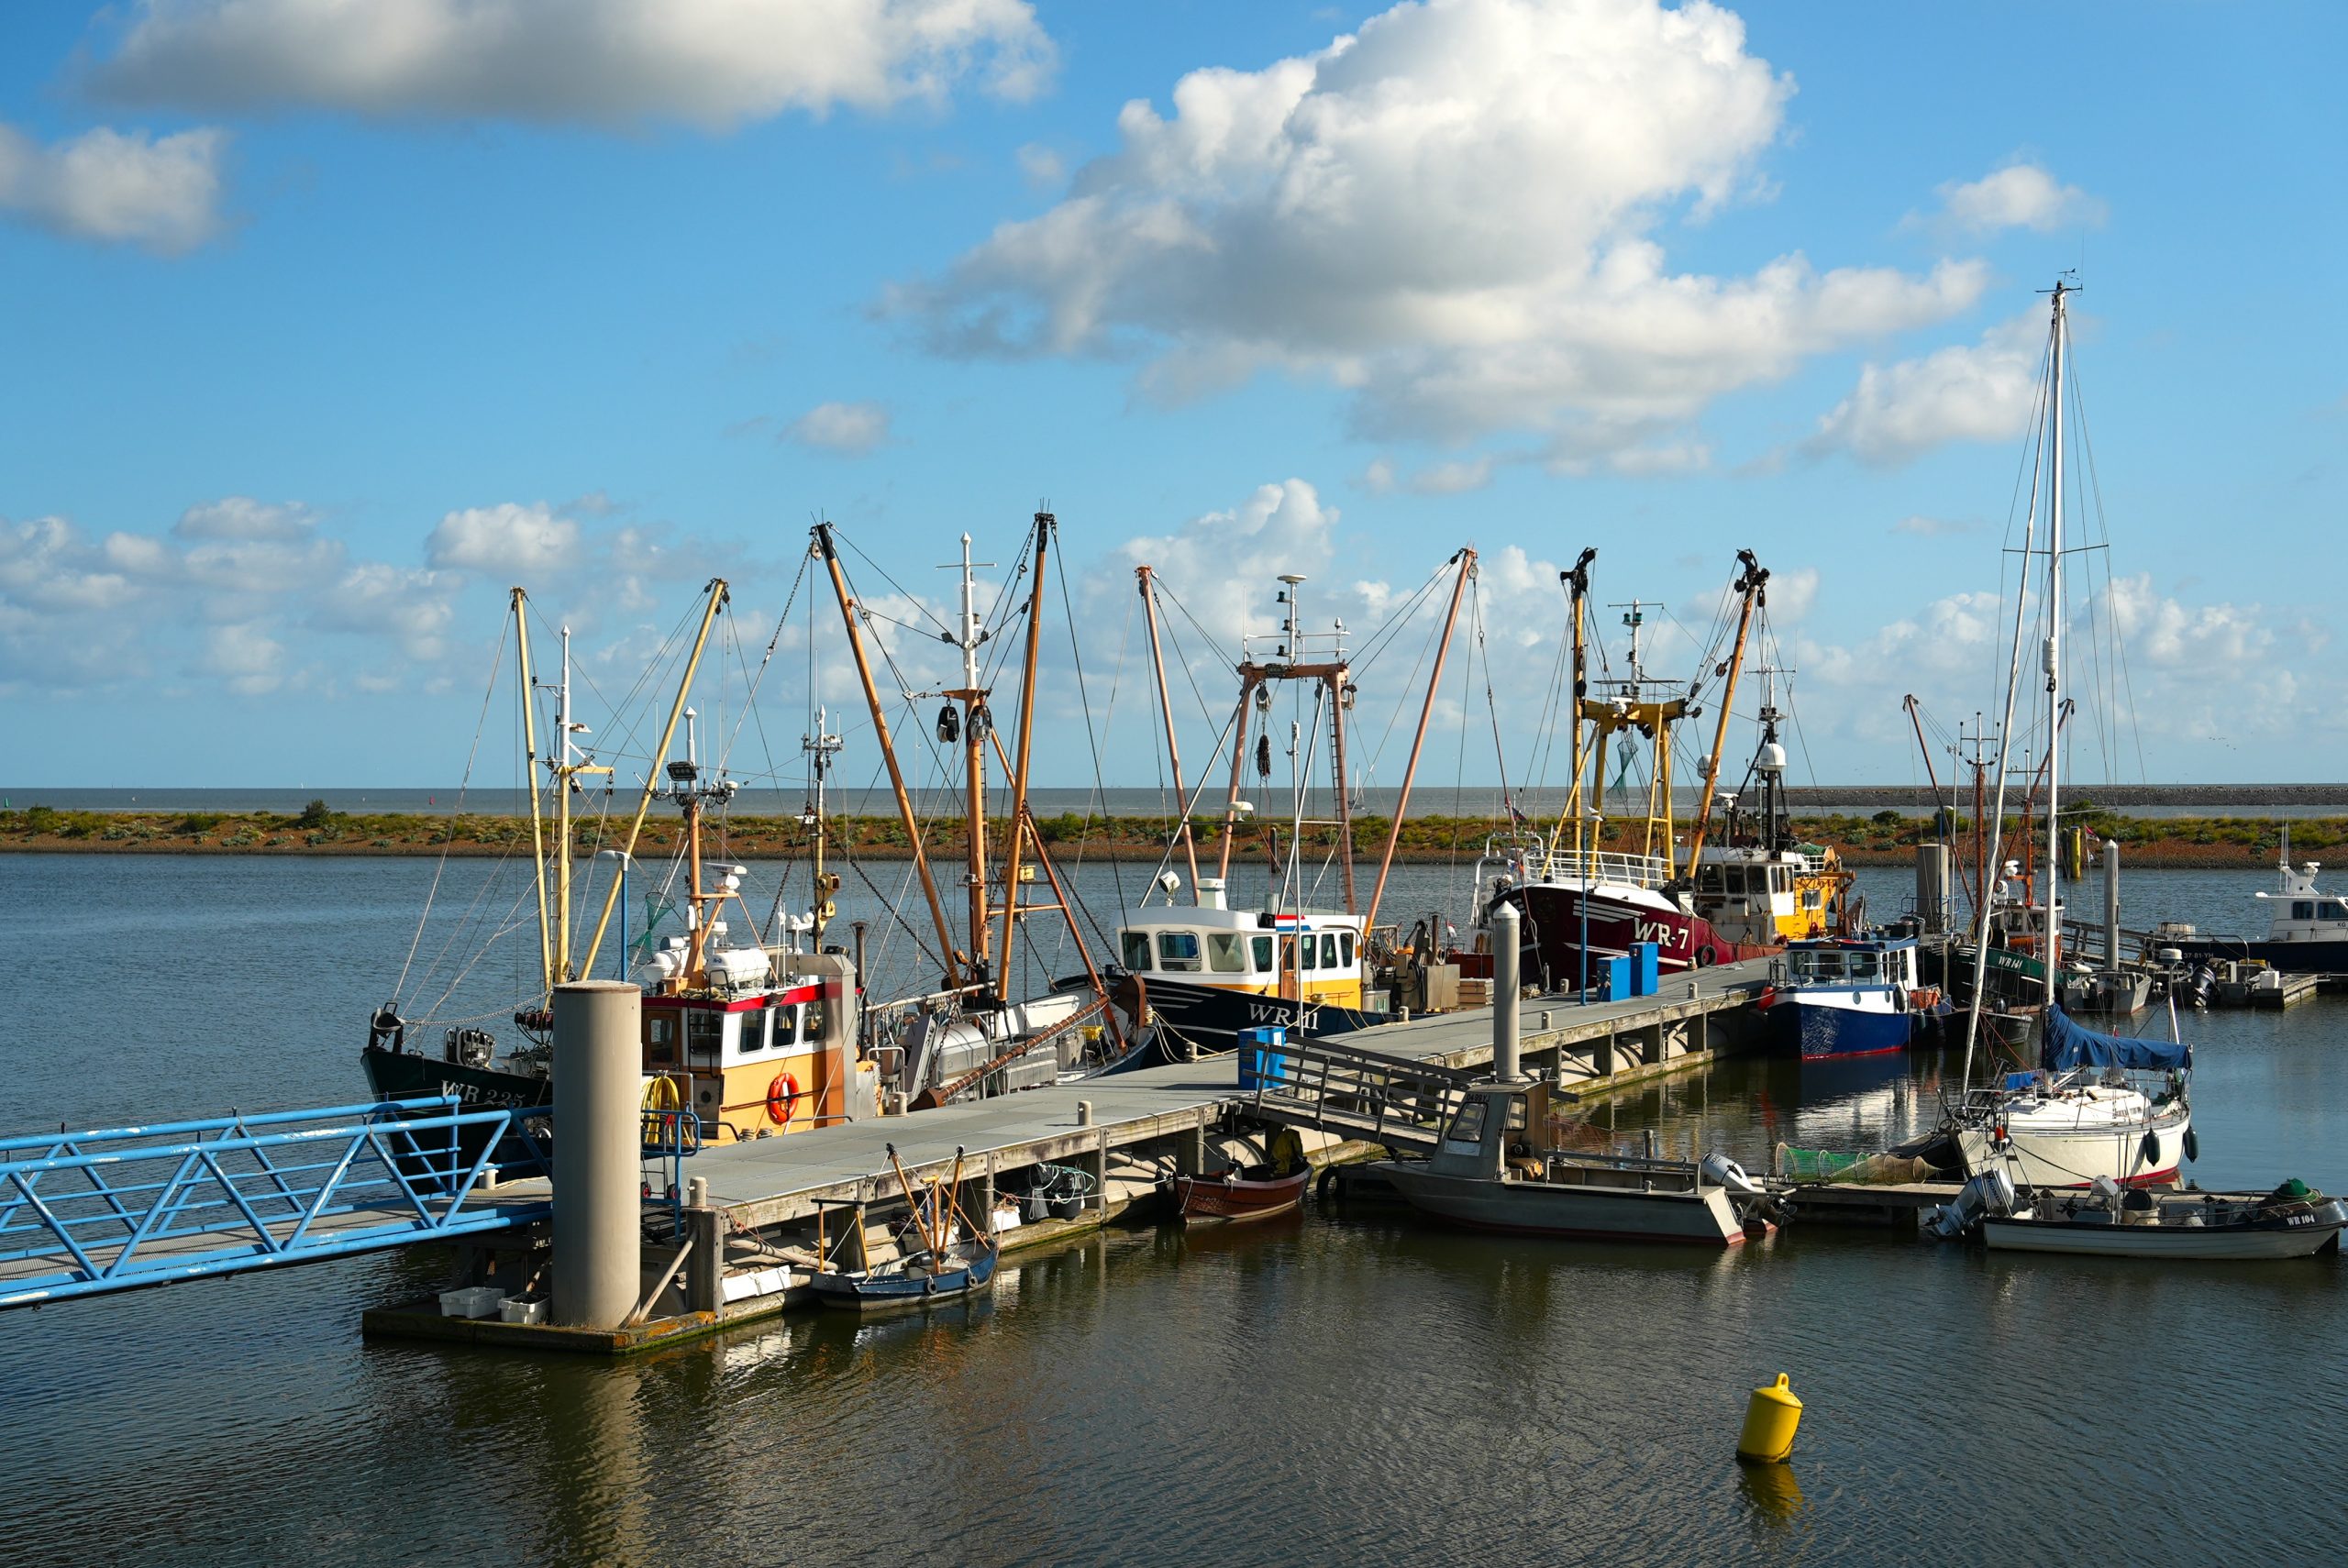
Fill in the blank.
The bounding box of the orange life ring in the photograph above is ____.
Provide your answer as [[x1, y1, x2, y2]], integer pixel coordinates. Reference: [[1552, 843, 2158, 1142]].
[[766, 1073, 802, 1125]]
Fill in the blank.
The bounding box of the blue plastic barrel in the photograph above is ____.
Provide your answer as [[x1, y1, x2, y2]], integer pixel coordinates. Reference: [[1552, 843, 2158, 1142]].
[[1236, 1024, 1289, 1090]]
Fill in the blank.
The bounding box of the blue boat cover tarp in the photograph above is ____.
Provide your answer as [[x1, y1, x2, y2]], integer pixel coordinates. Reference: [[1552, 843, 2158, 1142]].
[[2042, 1006, 2191, 1073]]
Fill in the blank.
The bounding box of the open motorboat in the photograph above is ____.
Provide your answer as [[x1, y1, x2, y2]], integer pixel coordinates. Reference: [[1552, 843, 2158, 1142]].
[[1371, 1074, 1780, 1246], [1171, 1128, 1313, 1224], [1930, 1170, 2348, 1260]]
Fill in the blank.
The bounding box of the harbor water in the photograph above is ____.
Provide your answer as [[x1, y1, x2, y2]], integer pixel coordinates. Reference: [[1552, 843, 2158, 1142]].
[[2, 853, 2342, 1565]]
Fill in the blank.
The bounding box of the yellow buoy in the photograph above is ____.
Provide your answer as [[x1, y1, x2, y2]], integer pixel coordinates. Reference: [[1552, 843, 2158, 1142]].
[[1735, 1373, 1803, 1463]]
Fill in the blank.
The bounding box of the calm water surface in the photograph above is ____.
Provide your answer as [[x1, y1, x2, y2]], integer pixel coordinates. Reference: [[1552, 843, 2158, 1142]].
[[1, 855, 2342, 1566]]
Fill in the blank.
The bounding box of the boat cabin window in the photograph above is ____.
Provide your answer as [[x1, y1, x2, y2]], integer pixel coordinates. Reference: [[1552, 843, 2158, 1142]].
[[1846, 950, 1884, 982], [1772, 867, 1793, 893], [1122, 931, 1151, 970], [685, 1009, 725, 1062], [736, 1010, 770, 1055], [1206, 933, 1249, 973], [647, 1012, 679, 1066], [1157, 931, 1203, 972], [1792, 950, 1847, 983], [1251, 935, 1274, 972], [2294, 901, 2314, 921], [1444, 1098, 1488, 1146], [803, 999, 826, 1042], [1800, 888, 1822, 911], [1319, 933, 1340, 969], [1300, 934, 1319, 972], [1340, 932, 1356, 969], [773, 1003, 802, 1048], [2324, 902, 2348, 921]]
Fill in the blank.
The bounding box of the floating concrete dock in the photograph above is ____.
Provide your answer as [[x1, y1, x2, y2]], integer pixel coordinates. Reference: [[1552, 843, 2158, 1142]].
[[365, 958, 1774, 1353]]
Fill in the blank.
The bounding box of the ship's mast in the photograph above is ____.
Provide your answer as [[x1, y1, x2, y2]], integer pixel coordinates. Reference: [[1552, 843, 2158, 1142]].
[[1684, 550, 1767, 870], [803, 706, 841, 952], [941, 535, 997, 988], [512, 589, 553, 996], [2042, 278, 2071, 1010], [1559, 548, 1596, 870]]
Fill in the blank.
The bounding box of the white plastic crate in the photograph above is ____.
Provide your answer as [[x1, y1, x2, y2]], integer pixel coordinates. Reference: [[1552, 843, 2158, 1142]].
[[499, 1297, 547, 1325], [438, 1286, 503, 1319]]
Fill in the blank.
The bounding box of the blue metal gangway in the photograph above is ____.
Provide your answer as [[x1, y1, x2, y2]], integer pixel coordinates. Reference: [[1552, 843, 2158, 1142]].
[[0, 1097, 554, 1309]]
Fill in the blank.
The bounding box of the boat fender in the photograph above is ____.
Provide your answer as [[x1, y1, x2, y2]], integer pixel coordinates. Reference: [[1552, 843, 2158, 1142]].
[[2183, 1127, 2199, 1163], [1694, 945, 1717, 968], [369, 1007, 405, 1054], [2138, 1129, 2161, 1169], [766, 1073, 802, 1125]]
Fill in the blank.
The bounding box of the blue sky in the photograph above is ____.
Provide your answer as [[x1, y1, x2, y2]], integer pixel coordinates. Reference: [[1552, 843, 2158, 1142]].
[[1, 0, 2341, 794]]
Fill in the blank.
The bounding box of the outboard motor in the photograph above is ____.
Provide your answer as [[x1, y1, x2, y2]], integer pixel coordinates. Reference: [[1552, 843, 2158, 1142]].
[[2182, 962, 2215, 1010], [1924, 1167, 2018, 1241]]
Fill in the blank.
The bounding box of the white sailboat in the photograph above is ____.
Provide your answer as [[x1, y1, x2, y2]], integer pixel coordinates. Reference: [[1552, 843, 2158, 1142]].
[[1947, 279, 2193, 1189]]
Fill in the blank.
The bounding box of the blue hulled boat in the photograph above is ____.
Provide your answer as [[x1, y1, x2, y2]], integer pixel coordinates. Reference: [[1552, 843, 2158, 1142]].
[[1760, 934, 1939, 1061]]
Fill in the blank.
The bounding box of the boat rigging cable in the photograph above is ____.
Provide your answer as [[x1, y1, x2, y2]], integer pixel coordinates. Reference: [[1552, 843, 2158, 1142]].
[[391, 610, 510, 1009], [1058, 550, 1132, 941]]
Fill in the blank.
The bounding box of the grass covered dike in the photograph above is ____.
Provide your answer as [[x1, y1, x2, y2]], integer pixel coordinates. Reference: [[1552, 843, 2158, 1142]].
[[0, 799, 2334, 868]]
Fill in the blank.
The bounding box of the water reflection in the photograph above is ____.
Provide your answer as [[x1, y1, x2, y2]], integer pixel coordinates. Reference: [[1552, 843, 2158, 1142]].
[[1736, 1459, 1807, 1524]]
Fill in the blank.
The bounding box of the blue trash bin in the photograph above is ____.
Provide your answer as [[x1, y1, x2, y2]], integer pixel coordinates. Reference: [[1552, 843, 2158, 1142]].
[[1629, 942, 1659, 997], [1597, 955, 1630, 1000]]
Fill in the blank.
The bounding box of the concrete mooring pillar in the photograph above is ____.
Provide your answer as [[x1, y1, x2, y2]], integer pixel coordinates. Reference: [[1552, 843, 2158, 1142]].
[[1491, 901, 1523, 1082], [1914, 843, 1950, 936], [552, 979, 642, 1330]]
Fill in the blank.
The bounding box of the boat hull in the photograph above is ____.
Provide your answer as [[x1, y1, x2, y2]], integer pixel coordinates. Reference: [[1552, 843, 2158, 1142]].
[[1500, 884, 1767, 989], [1956, 1110, 2190, 1189], [1374, 1161, 1745, 1245], [1984, 1211, 2346, 1259], [808, 1239, 1001, 1311], [361, 1044, 548, 1175], [1767, 996, 1911, 1060], [1172, 1167, 1311, 1223], [2172, 937, 2348, 975], [1102, 973, 1386, 1069]]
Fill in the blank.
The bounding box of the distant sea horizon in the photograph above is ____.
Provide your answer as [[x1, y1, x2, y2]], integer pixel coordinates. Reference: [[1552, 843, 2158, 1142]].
[[6, 783, 2347, 821]]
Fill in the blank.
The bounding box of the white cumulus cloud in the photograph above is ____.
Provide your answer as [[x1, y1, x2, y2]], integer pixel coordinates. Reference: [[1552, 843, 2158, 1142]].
[[784, 401, 893, 455], [0, 121, 227, 252], [1929, 161, 2105, 235], [426, 501, 581, 575], [87, 0, 1057, 129], [1808, 312, 2044, 467], [892, 0, 1986, 456]]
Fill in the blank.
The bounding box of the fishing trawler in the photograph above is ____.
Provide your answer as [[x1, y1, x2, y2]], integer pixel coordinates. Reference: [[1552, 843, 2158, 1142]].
[[1757, 933, 1938, 1061], [1099, 555, 1476, 1063], [364, 580, 874, 1146], [1477, 550, 1849, 989]]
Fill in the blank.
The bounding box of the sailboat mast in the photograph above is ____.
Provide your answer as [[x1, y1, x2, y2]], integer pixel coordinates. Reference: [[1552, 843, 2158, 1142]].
[[995, 512, 1051, 1003], [2042, 281, 2069, 1010], [1562, 549, 1594, 869], [1136, 564, 1201, 895], [1364, 547, 1475, 934]]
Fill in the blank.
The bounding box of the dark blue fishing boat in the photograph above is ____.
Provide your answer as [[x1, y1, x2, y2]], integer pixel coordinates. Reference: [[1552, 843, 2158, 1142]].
[[808, 1233, 1002, 1312]]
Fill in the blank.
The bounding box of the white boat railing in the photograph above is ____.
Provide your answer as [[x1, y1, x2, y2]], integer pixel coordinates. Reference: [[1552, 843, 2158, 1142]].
[[1518, 849, 1675, 888]]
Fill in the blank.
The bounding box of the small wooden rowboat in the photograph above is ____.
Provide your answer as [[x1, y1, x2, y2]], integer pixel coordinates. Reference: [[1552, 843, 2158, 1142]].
[[807, 1235, 1002, 1311], [1172, 1164, 1310, 1223]]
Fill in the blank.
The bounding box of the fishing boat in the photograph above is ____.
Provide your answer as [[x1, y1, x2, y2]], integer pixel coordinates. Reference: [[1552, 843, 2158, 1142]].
[[1939, 279, 2193, 1188], [1371, 1074, 1775, 1246], [1170, 1128, 1312, 1223], [1478, 551, 1850, 991], [2165, 831, 2348, 974], [1757, 933, 1939, 1060], [364, 580, 873, 1149], [1982, 1180, 2348, 1259], [1100, 555, 1476, 1065]]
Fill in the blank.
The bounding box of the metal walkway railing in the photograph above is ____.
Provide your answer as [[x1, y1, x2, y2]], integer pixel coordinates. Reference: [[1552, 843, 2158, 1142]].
[[0, 1097, 554, 1310], [1245, 1038, 1482, 1155]]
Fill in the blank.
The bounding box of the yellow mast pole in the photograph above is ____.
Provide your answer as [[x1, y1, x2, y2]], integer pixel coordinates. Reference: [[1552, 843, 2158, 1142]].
[[1683, 550, 1767, 872], [579, 577, 726, 978], [512, 588, 554, 997], [815, 525, 961, 986], [1214, 684, 1255, 883], [994, 512, 1052, 1003], [1364, 547, 1475, 935]]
